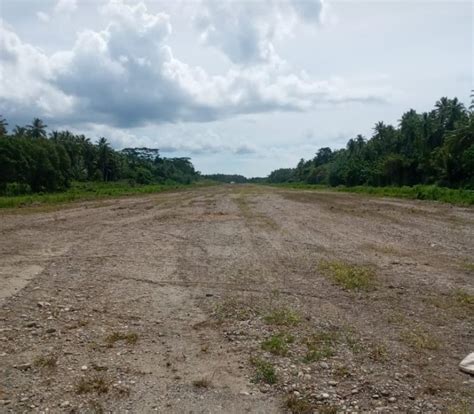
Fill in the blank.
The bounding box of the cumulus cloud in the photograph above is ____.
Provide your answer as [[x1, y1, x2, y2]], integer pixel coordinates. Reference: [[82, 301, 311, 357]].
[[54, 0, 78, 15], [81, 123, 258, 156], [0, 0, 389, 130], [194, 0, 325, 64], [0, 20, 75, 122]]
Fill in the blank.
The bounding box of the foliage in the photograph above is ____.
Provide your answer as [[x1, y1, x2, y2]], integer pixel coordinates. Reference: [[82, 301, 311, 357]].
[[0, 181, 196, 209], [274, 182, 474, 205], [0, 119, 201, 195], [267, 96, 474, 191], [319, 260, 377, 291], [261, 333, 294, 356], [250, 357, 277, 384], [203, 173, 248, 183]]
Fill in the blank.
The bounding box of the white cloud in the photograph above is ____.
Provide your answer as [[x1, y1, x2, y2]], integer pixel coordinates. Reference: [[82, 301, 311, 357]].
[[194, 0, 325, 64], [36, 11, 50, 23], [54, 0, 78, 15], [0, 0, 389, 130]]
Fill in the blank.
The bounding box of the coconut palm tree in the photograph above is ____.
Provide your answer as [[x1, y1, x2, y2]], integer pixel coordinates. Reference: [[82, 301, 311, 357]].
[[26, 118, 48, 138]]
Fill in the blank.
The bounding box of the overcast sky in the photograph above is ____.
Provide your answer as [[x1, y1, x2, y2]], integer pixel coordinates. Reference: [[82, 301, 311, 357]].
[[0, 0, 472, 176]]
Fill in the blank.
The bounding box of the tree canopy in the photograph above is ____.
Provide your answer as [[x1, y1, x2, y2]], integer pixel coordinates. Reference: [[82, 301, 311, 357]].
[[267, 96, 474, 189], [0, 119, 200, 195]]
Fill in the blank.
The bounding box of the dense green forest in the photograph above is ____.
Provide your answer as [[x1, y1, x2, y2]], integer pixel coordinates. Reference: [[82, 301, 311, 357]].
[[203, 174, 248, 183], [0, 118, 199, 195], [267, 97, 474, 189]]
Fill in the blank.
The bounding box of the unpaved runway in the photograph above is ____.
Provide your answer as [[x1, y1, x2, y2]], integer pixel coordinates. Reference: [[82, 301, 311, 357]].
[[0, 185, 473, 413]]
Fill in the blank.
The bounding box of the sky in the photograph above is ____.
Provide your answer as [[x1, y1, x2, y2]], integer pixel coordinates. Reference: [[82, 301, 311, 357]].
[[0, 0, 472, 177]]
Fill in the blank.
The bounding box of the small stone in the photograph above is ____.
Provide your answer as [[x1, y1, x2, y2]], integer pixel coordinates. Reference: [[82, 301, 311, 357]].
[[388, 397, 397, 403], [15, 363, 31, 371], [459, 353, 474, 375], [37, 301, 51, 308], [372, 394, 380, 399], [381, 390, 390, 397], [321, 393, 330, 400], [239, 391, 249, 396], [328, 380, 338, 386], [45, 328, 56, 334], [81, 365, 88, 371], [319, 362, 329, 369], [60, 401, 70, 408], [293, 391, 300, 397]]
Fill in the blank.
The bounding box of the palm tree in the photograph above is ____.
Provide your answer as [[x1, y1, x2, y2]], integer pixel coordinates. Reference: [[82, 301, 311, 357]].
[[12, 125, 27, 137], [0, 115, 8, 137], [26, 118, 48, 138]]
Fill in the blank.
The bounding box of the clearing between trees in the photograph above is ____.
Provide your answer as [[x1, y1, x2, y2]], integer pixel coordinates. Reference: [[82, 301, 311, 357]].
[[0, 185, 473, 413]]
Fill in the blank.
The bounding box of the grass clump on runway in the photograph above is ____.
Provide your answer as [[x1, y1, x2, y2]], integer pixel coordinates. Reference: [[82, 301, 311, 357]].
[[319, 260, 376, 291]]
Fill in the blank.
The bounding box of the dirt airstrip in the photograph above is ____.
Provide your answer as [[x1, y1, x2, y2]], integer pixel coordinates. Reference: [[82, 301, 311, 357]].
[[0, 185, 473, 413]]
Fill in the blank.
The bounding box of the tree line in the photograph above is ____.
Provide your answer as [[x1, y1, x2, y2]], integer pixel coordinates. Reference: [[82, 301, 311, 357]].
[[0, 118, 199, 195], [267, 96, 474, 189]]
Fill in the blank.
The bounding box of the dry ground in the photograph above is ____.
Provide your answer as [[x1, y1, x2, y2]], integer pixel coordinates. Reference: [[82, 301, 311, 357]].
[[0, 184, 473, 413]]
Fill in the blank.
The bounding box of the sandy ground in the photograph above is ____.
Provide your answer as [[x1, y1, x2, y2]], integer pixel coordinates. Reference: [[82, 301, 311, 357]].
[[0, 185, 473, 413]]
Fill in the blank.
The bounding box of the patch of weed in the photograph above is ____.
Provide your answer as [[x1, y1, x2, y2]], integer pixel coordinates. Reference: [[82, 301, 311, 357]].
[[303, 331, 337, 363], [369, 343, 388, 362], [214, 299, 257, 321], [319, 260, 376, 291], [401, 328, 440, 351], [261, 333, 294, 356], [192, 378, 211, 388], [285, 394, 314, 414], [33, 354, 57, 369], [264, 308, 301, 326], [250, 357, 277, 385], [104, 332, 138, 347], [76, 375, 110, 395]]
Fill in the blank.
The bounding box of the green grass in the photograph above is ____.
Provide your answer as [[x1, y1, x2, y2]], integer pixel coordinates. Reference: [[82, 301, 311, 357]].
[[264, 308, 301, 326], [285, 394, 314, 414], [319, 260, 376, 291], [104, 331, 138, 347], [272, 183, 474, 206], [303, 331, 337, 363], [250, 357, 277, 384], [261, 333, 294, 356], [400, 328, 440, 351], [0, 180, 214, 209]]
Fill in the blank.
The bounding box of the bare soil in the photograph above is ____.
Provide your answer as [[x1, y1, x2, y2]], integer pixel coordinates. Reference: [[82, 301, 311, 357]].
[[0, 185, 473, 413]]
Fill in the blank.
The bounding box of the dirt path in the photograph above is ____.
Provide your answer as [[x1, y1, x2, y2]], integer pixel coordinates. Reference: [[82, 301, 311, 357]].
[[0, 185, 473, 413]]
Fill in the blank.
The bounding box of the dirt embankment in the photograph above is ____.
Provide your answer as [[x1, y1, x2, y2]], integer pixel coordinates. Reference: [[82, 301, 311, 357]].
[[0, 185, 473, 413]]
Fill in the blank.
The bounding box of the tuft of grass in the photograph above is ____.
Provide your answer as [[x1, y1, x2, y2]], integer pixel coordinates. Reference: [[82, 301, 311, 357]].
[[104, 331, 138, 347], [192, 378, 211, 388], [303, 331, 337, 363], [401, 328, 440, 351], [318, 405, 338, 414], [264, 308, 301, 326], [34, 354, 57, 369], [454, 289, 474, 306], [319, 260, 376, 291], [285, 394, 314, 414], [369, 343, 388, 362], [75, 375, 110, 395], [461, 262, 474, 273], [261, 333, 294, 356], [214, 299, 257, 321], [250, 357, 277, 385]]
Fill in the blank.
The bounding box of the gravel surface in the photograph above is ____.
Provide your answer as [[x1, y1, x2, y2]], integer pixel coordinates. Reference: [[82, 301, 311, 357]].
[[0, 185, 473, 413]]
